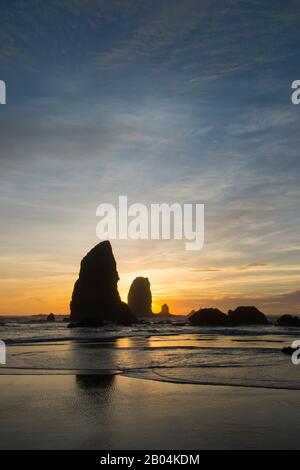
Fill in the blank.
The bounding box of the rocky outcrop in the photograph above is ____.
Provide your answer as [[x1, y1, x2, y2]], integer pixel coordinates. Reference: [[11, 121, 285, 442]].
[[189, 308, 231, 326], [158, 304, 171, 316], [227, 306, 269, 325], [127, 277, 152, 317], [47, 313, 55, 322], [281, 346, 297, 355], [276, 314, 300, 327], [70, 241, 136, 327], [189, 305, 269, 327]]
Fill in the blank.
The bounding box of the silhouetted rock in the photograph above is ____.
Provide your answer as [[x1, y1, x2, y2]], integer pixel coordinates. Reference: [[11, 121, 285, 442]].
[[158, 304, 171, 316], [70, 241, 136, 327], [127, 277, 152, 317], [189, 308, 232, 326], [47, 313, 55, 322], [228, 306, 269, 325], [281, 346, 297, 355], [276, 314, 300, 327]]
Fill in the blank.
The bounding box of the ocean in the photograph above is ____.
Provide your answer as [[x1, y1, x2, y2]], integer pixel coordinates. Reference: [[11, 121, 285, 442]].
[[1, 316, 300, 391]]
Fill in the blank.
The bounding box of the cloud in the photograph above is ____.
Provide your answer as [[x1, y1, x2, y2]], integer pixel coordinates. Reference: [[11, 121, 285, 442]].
[[1, 0, 300, 314], [95, 0, 300, 88], [236, 263, 268, 271]]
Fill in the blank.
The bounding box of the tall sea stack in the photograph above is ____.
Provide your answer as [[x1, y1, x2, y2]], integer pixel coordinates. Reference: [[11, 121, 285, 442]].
[[70, 241, 136, 326], [127, 277, 152, 317]]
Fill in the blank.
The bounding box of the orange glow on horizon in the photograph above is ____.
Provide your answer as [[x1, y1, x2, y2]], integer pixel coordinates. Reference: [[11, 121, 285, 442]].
[[0, 252, 299, 316]]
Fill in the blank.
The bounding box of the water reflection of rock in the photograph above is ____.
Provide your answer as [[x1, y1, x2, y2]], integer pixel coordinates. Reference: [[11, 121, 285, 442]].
[[75, 374, 115, 391], [75, 374, 116, 427]]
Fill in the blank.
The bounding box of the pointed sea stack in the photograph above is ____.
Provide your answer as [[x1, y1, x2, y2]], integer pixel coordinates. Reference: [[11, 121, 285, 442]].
[[127, 277, 152, 317], [70, 241, 136, 327]]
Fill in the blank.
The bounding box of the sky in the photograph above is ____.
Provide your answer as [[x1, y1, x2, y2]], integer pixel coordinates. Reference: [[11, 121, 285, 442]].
[[0, 0, 300, 315]]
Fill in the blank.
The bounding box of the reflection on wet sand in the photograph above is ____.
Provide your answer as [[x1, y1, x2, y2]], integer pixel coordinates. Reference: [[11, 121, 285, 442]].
[[76, 374, 115, 391], [0, 374, 300, 449]]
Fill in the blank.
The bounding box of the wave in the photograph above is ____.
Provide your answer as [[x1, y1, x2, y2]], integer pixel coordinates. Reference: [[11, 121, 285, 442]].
[[2, 327, 296, 346], [1, 324, 298, 392], [4, 337, 281, 356], [125, 370, 300, 391], [1, 365, 298, 391]]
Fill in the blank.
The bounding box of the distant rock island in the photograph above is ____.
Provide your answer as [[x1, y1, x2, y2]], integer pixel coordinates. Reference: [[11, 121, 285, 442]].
[[70, 241, 136, 327], [127, 276, 152, 317], [228, 306, 269, 325], [158, 304, 171, 316], [189, 308, 231, 326], [47, 313, 55, 322], [189, 306, 269, 326], [276, 314, 300, 327]]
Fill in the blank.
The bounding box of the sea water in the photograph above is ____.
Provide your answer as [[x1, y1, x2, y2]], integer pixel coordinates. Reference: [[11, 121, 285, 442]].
[[0, 316, 300, 390]]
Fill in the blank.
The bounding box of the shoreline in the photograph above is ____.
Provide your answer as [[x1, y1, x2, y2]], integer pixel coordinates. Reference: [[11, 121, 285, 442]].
[[0, 367, 299, 392]]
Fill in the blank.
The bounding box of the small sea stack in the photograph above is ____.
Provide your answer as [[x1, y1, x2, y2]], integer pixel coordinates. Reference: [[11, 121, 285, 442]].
[[158, 304, 171, 316], [46, 313, 55, 322], [276, 314, 300, 327], [189, 305, 270, 327], [189, 308, 231, 326], [127, 276, 152, 317], [70, 241, 136, 327], [227, 306, 269, 325]]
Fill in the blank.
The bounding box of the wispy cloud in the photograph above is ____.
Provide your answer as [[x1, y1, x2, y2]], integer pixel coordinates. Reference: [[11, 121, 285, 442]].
[[0, 0, 300, 313]]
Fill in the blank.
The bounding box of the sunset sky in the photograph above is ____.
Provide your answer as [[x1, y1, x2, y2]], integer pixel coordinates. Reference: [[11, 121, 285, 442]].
[[0, 0, 300, 315]]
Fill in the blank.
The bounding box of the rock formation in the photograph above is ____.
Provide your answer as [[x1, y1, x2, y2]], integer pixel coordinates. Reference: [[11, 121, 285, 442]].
[[281, 346, 298, 355], [158, 304, 171, 316], [227, 306, 269, 325], [276, 314, 300, 327], [47, 313, 55, 322], [127, 277, 152, 317], [189, 308, 231, 326], [189, 305, 270, 327], [70, 241, 136, 327]]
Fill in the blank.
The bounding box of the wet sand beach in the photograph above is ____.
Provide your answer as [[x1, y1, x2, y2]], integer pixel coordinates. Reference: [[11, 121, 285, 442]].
[[0, 374, 299, 449]]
